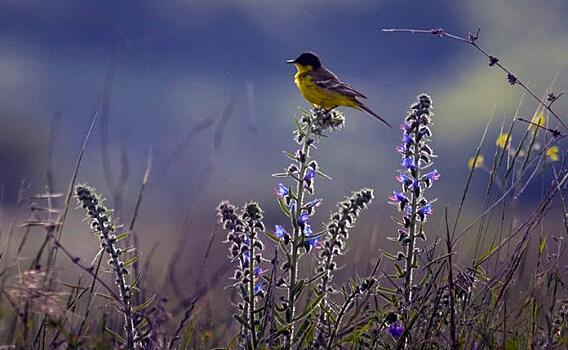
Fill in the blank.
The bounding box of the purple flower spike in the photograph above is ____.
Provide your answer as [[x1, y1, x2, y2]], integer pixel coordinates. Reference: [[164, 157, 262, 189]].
[[388, 322, 404, 338]]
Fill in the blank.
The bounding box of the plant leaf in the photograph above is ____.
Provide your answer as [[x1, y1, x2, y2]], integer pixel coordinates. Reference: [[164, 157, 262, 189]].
[[293, 293, 324, 322]]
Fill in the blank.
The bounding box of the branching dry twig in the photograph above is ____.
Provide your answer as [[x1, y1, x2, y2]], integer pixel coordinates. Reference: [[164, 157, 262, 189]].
[[381, 27, 567, 135]]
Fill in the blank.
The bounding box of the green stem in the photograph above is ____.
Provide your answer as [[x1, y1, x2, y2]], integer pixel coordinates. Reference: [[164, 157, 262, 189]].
[[248, 227, 257, 348], [326, 291, 357, 349], [404, 137, 421, 303], [286, 122, 312, 348]]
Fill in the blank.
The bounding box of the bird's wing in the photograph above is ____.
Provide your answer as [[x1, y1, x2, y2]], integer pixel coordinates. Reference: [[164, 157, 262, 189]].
[[309, 67, 367, 99]]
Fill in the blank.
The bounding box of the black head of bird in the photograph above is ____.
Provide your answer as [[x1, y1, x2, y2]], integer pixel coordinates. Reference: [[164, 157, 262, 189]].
[[286, 52, 322, 69]]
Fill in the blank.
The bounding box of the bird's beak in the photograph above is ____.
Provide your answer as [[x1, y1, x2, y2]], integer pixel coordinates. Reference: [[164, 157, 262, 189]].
[[285, 59, 296, 64]]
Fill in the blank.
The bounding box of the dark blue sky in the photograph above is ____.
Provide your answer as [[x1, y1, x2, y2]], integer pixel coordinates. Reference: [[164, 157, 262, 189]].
[[1, 1, 567, 242]]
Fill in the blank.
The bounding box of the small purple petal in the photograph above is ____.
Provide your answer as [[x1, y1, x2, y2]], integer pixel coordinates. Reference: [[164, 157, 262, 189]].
[[396, 174, 412, 184], [275, 183, 289, 197], [303, 224, 313, 237], [402, 158, 414, 170], [388, 322, 404, 338], [298, 211, 310, 224], [304, 168, 317, 181], [423, 169, 441, 182], [275, 225, 287, 239], [417, 203, 433, 218], [254, 282, 264, 295], [388, 191, 406, 203]]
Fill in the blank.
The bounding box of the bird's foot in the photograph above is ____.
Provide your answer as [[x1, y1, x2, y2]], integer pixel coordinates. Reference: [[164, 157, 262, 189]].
[[323, 106, 338, 114]]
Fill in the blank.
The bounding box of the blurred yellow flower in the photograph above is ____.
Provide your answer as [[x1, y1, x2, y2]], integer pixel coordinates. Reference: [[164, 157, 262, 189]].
[[546, 146, 559, 161], [529, 110, 546, 130], [496, 133, 511, 148], [468, 155, 484, 169]]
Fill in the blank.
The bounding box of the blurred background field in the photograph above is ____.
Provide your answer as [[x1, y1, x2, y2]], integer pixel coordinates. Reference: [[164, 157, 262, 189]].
[[1, 1, 568, 347]]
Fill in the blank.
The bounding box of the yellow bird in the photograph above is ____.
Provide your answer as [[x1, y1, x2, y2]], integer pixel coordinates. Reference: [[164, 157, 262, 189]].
[[286, 51, 391, 127]]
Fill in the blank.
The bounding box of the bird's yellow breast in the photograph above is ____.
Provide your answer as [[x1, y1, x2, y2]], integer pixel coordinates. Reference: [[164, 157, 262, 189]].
[[293, 65, 356, 109]]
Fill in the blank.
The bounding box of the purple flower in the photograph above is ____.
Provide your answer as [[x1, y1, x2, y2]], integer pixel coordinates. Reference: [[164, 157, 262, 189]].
[[422, 169, 440, 182], [412, 179, 420, 190], [402, 133, 412, 144], [275, 183, 289, 197], [274, 225, 287, 239], [254, 266, 264, 276], [417, 203, 433, 220], [402, 158, 414, 170], [389, 191, 407, 203], [254, 282, 264, 295], [388, 322, 404, 338], [304, 224, 313, 237], [304, 168, 317, 181], [396, 174, 412, 185], [304, 224, 320, 248], [298, 211, 310, 224]]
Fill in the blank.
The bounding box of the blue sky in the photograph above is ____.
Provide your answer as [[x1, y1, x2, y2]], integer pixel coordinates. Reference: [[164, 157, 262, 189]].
[[1, 1, 567, 255]]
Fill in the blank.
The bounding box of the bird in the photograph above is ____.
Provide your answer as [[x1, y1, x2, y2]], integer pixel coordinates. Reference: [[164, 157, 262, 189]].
[[286, 51, 391, 127]]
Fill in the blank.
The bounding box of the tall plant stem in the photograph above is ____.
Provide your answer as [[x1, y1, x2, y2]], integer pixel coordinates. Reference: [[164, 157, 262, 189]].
[[404, 132, 421, 303], [285, 123, 312, 347]]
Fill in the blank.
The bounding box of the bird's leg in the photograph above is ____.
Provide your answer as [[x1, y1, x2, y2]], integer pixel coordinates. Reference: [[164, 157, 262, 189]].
[[323, 105, 338, 114]]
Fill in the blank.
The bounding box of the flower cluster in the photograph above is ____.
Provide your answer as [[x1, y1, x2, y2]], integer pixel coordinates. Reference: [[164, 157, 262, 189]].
[[219, 201, 267, 297], [316, 188, 374, 294], [218, 200, 267, 347], [306, 108, 345, 137], [389, 94, 439, 302], [388, 322, 405, 338], [275, 108, 346, 346], [274, 182, 322, 251], [75, 185, 140, 349]]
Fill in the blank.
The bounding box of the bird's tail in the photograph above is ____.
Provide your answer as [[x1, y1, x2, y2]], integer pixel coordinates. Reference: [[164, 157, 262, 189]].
[[357, 102, 391, 128]]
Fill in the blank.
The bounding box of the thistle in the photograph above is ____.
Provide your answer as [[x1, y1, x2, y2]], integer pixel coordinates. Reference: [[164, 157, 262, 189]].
[[218, 200, 267, 348], [313, 188, 374, 346], [273, 108, 344, 346], [75, 185, 140, 349], [389, 94, 439, 303]]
